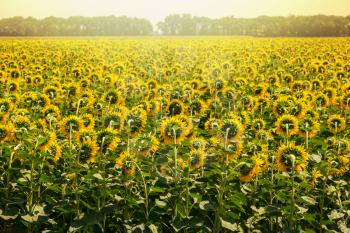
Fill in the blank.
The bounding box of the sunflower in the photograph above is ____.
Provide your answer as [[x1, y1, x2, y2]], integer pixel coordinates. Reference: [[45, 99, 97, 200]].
[[7, 80, 20, 92], [60, 115, 84, 138], [43, 86, 60, 100], [123, 107, 147, 135], [116, 151, 136, 176], [0, 98, 14, 122], [275, 143, 308, 172], [63, 83, 80, 99], [97, 127, 117, 153], [13, 115, 31, 130], [78, 90, 95, 109], [78, 139, 99, 164], [290, 100, 306, 119], [81, 113, 95, 130], [42, 105, 61, 120], [255, 129, 273, 141], [204, 117, 221, 133], [190, 137, 207, 150], [313, 93, 330, 108], [37, 130, 56, 152], [0, 123, 14, 142], [310, 169, 322, 187], [189, 149, 206, 170], [251, 118, 265, 132], [187, 99, 206, 115], [219, 118, 244, 141], [253, 96, 270, 112], [175, 114, 192, 136], [37, 94, 51, 108], [21, 91, 37, 109], [137, 100, 151, 115], [272, 97, 293, 116], [134, 134, 159, 156], [298, 117, 320, 138], [167, 99, 185, 116], [275, 114, 299, 136], [239, 162, 255, 182], [340, 92, 350, 110], [77, 128, 97, 144], [225, 141, 243, 161], [47, 142, 62, 161], [160, 116, 187, 144], [108, 137, 122, 151], [327, 114, 346, 132]]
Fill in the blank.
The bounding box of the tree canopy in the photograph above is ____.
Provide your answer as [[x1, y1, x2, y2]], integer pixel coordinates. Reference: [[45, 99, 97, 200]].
[[0, 14, 350, 36]]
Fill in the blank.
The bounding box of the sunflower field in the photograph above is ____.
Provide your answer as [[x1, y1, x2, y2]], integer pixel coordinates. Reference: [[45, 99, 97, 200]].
[[0, 38, 349, 232]]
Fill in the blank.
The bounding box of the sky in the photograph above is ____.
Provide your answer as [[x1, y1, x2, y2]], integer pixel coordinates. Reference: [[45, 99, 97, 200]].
[[0, 0, 349, 24]]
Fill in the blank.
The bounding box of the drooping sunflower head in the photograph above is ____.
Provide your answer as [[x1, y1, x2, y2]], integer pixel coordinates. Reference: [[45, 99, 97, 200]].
[[275, 114, 299, 136], [190, 137, 207, 150], [13, 115, 31, 130], [275, 143, 308, 172], [220, 118, 244, 141], [224, 141, 243, 161], [327, 114, 346, 132], [187, 99, 206, 115], [134, 134, 159, 156], [36, 94, 51, 108], [255, 129, 273, 142], [0, 123, 14, 142], [97, 127, 117, 154], [204, 117, 221, 133], [60, 115, 84, 137], [189, 149, 206, 170], [78, 128, 97, 144], [272, 97, 293, 116], [251, 118, 265, 132], [47, 142, 62, 162], [103, 90, 121, 105], [167, 99, 185, 116], [103, 112, 123, 132], [160, 117, 187, 144], [298, 117, 320, 138], [116, 151, 136, 176], [37, 130, 56, 152], [0, 98, 14, 116], [123, 107, 147, 135], [78, 139, 99, 164]]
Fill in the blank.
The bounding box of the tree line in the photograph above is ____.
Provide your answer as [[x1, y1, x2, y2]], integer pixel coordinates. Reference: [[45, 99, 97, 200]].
[[0, 16, 153, 36], [0, 14, 350, 36]]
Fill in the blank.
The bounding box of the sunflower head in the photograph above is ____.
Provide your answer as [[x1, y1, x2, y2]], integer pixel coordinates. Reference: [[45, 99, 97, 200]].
[[275, 114, 299, 136], [0, 123, 14, 142], [60, 115, 84, 137], [327, 114, 346, 132], [134, 134, 159, 156], [123, 107, 147, 135], [116, 151, 136, 176], [189, 149, 206, 170], [78, 139, 99, 164], [160, 117, 187, 144], [275, 143, 308, 172], [220, 118, 243, 141]]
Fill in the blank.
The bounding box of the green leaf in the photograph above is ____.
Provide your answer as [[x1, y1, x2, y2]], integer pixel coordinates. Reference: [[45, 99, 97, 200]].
[[155, 199, 167, 208], [301, 196, 317, 205], [199, 200, 217, 211], [221, 218, 242, 232]]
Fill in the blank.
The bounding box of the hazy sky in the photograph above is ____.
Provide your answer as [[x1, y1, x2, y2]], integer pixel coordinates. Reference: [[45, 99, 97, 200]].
[[0, 0, 349, 24]]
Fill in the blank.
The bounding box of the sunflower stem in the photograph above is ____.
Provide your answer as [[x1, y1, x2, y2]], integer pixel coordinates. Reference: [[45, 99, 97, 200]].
[[289, 155, 296, 231], [173, 128, 178, 179]]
